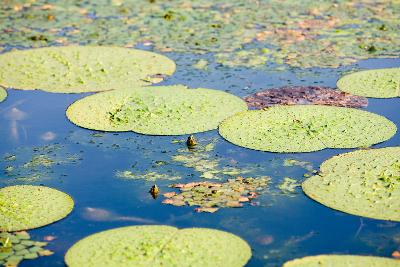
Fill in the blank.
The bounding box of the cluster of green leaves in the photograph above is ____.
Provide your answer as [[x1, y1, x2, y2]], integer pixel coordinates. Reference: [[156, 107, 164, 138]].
[[0, 1, 398, 69], [0, 231, 53, 267]]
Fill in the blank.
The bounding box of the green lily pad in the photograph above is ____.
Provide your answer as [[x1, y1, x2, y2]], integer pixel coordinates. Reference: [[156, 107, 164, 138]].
[[219, 105, 396, 153], [162, 176, 270, 213], [0, 185, 74, 231], [302, 147, 400, 221], [0, 46, 176, 93], [66, 85, 247, 135], [64, 225, 251, 267], [0, 231, 53, 267], [283, 255, 400, 266], [337, 68, 400, 98], [0, 88, 6, 102]]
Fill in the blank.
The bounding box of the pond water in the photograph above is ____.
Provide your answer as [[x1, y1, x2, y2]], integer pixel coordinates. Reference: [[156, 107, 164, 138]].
[[1, 55, 399, 266], [0, 1, 400, 266]]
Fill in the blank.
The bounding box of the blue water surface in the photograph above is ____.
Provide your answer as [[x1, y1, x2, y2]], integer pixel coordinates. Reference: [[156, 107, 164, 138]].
[[0, 52, 399, 267]]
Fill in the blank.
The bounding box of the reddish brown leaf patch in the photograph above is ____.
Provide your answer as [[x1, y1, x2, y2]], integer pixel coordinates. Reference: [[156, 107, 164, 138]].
[[162, 176, 270, 213], [244, 86, 368, 109]]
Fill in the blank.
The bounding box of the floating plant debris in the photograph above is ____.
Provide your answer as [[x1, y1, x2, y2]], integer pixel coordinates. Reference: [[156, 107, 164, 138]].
[[0, 185, 74, 231], [302, 147, 400, 221], [0, 231, 53, 267], [64, 225, 251, 267], [219, 105, 396, 153], [66, 85, 247, 135], [277, 177, 301, 194], [283, 159, 314, 173], [171, 138, 249, 180], [162, 176, 270, 213], [0, 1, 399, 69], [1, 144, 81, 185], [0, 46, 175, 93], [283, 255, 400, 267], [244, 86, 368, 109], [337, 68, 400, 98], [0, 88, 6, 102], [116, 170, 181, 182]]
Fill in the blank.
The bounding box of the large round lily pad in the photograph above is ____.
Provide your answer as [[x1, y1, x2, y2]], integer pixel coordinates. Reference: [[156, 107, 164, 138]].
[[0, 88, 6, 102], [244, 86, 368, 108], [302, 147, 400, 221], [219, 105, 396, 153], [283, 255, 400, 266], [66, 85, 247, 135], [65, 225, 251, 267], [337, 68, 400, 98], [0, 185, 74, 231], [0, 46, 176, 93]]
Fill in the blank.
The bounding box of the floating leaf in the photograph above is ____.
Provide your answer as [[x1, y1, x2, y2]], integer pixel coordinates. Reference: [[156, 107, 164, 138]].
[[65, 225, 251, 267], [162, 176, 269, 212], [0, 88, 6, 103], [337, 68, 400, 98], [302, 147, 400, 221], [66, 85, 247, 135], [283, 255, 400, 267], [244, 86, 368, 109], [219, 105, 396, 153], [0, 185, 74, 231], [0, 232, 53, 267], [0, 46, 175, 93]]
